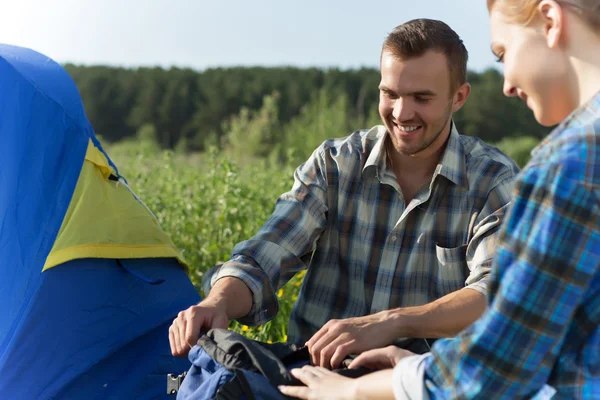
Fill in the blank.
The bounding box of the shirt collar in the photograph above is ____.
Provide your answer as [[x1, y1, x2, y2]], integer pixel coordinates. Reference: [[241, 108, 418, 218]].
[[362, 126, 388, 176], [363, 122, 468, 188], [436, 122, 468, 188]]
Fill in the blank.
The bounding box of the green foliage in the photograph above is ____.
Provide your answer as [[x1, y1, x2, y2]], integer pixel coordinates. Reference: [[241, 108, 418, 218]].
[[65, 64, 549, 153], [224, 92, 282, 161], [221, 88, 369, 168], [278, 89, 358, 166], [494, 136, 540, 168], [106, 138, 302, 342], [136, 123, 159, 143]]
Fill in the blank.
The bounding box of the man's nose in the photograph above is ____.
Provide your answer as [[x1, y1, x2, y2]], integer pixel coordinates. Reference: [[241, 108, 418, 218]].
[[393, 98, 415, 121]]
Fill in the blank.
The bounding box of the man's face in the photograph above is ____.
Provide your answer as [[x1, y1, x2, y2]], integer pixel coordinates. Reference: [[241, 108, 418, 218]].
[[378, 50, 455, 156]]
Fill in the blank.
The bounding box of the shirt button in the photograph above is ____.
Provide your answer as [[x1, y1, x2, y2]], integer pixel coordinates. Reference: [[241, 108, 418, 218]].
[[391, 235, 397, 242]]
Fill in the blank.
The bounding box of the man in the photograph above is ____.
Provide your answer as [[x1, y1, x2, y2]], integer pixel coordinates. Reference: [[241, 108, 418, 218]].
[[280, 3, 600, 399], [170, 19, 519, 369]]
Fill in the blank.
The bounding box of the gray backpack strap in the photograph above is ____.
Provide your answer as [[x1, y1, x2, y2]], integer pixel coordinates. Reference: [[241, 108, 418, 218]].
[[198, 329, 302, 387]]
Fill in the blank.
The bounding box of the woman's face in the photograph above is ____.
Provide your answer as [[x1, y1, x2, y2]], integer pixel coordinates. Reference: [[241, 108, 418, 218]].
[[490, 4, 576, 126]]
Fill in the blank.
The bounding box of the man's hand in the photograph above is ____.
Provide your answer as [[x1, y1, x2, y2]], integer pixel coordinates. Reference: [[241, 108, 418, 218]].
[[305, 312, 398, 369], [169, 300, 229, 357], [348, 345, 415, 370], [169, 276, 253, 357]]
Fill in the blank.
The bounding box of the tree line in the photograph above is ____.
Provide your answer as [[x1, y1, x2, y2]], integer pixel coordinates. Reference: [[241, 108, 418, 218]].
[[65, 64, 549, 154]]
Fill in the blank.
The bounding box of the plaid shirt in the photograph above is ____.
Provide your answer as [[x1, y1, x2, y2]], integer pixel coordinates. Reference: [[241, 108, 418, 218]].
[[422, 92, 600, 399], [204, 123, 519, 344]]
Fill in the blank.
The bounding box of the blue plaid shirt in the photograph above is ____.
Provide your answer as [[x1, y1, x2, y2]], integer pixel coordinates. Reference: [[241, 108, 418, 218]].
[[204, 124, 519, 344], [420, 92, 600, 398]]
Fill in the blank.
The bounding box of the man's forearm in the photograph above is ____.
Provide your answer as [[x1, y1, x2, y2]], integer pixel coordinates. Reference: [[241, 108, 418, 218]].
[[387, 288, 486, 338], [205, 276, 253, 319]]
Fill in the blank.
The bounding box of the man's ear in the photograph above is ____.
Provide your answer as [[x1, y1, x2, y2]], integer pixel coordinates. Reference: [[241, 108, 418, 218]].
[[452, 82, 471, 113]]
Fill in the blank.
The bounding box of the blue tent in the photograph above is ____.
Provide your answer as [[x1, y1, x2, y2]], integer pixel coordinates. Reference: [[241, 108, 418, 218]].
[[0, 45, 200, 399]]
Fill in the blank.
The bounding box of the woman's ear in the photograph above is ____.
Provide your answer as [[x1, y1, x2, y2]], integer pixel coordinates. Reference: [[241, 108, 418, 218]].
[[538, 0, 565, 48]]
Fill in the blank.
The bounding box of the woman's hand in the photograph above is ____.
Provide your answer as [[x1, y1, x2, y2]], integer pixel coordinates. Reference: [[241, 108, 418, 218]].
[[348, 345, 415, 370], [278, 366, 358, 400]]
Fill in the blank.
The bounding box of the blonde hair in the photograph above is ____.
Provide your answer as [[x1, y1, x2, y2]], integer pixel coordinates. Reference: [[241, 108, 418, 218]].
[[487, 0, 600, 30]]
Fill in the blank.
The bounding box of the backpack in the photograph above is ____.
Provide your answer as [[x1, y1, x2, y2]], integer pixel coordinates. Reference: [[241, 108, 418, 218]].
[[173, 329, 379, 400]]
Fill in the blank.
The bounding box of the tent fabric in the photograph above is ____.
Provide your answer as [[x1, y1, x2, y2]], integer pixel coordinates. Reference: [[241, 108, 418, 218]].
[[1, 258, 200, 399], [43, 140, 187, 271], [0, 44, 200, 398]]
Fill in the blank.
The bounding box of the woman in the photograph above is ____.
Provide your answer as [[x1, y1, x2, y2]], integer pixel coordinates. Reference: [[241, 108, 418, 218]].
[[0, 45, 201, 399], [279, 1, 600, 398]]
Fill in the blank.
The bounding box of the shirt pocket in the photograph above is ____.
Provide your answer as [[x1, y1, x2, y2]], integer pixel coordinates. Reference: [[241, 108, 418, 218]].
[[434, 243, 468, 295]]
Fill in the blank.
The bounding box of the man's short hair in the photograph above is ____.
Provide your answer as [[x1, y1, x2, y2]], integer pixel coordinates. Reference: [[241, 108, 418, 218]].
[[382, 19, 469, 93]]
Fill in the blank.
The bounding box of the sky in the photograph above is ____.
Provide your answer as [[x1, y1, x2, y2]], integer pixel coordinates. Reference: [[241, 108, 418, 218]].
[[1, 0, 499, 72]]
